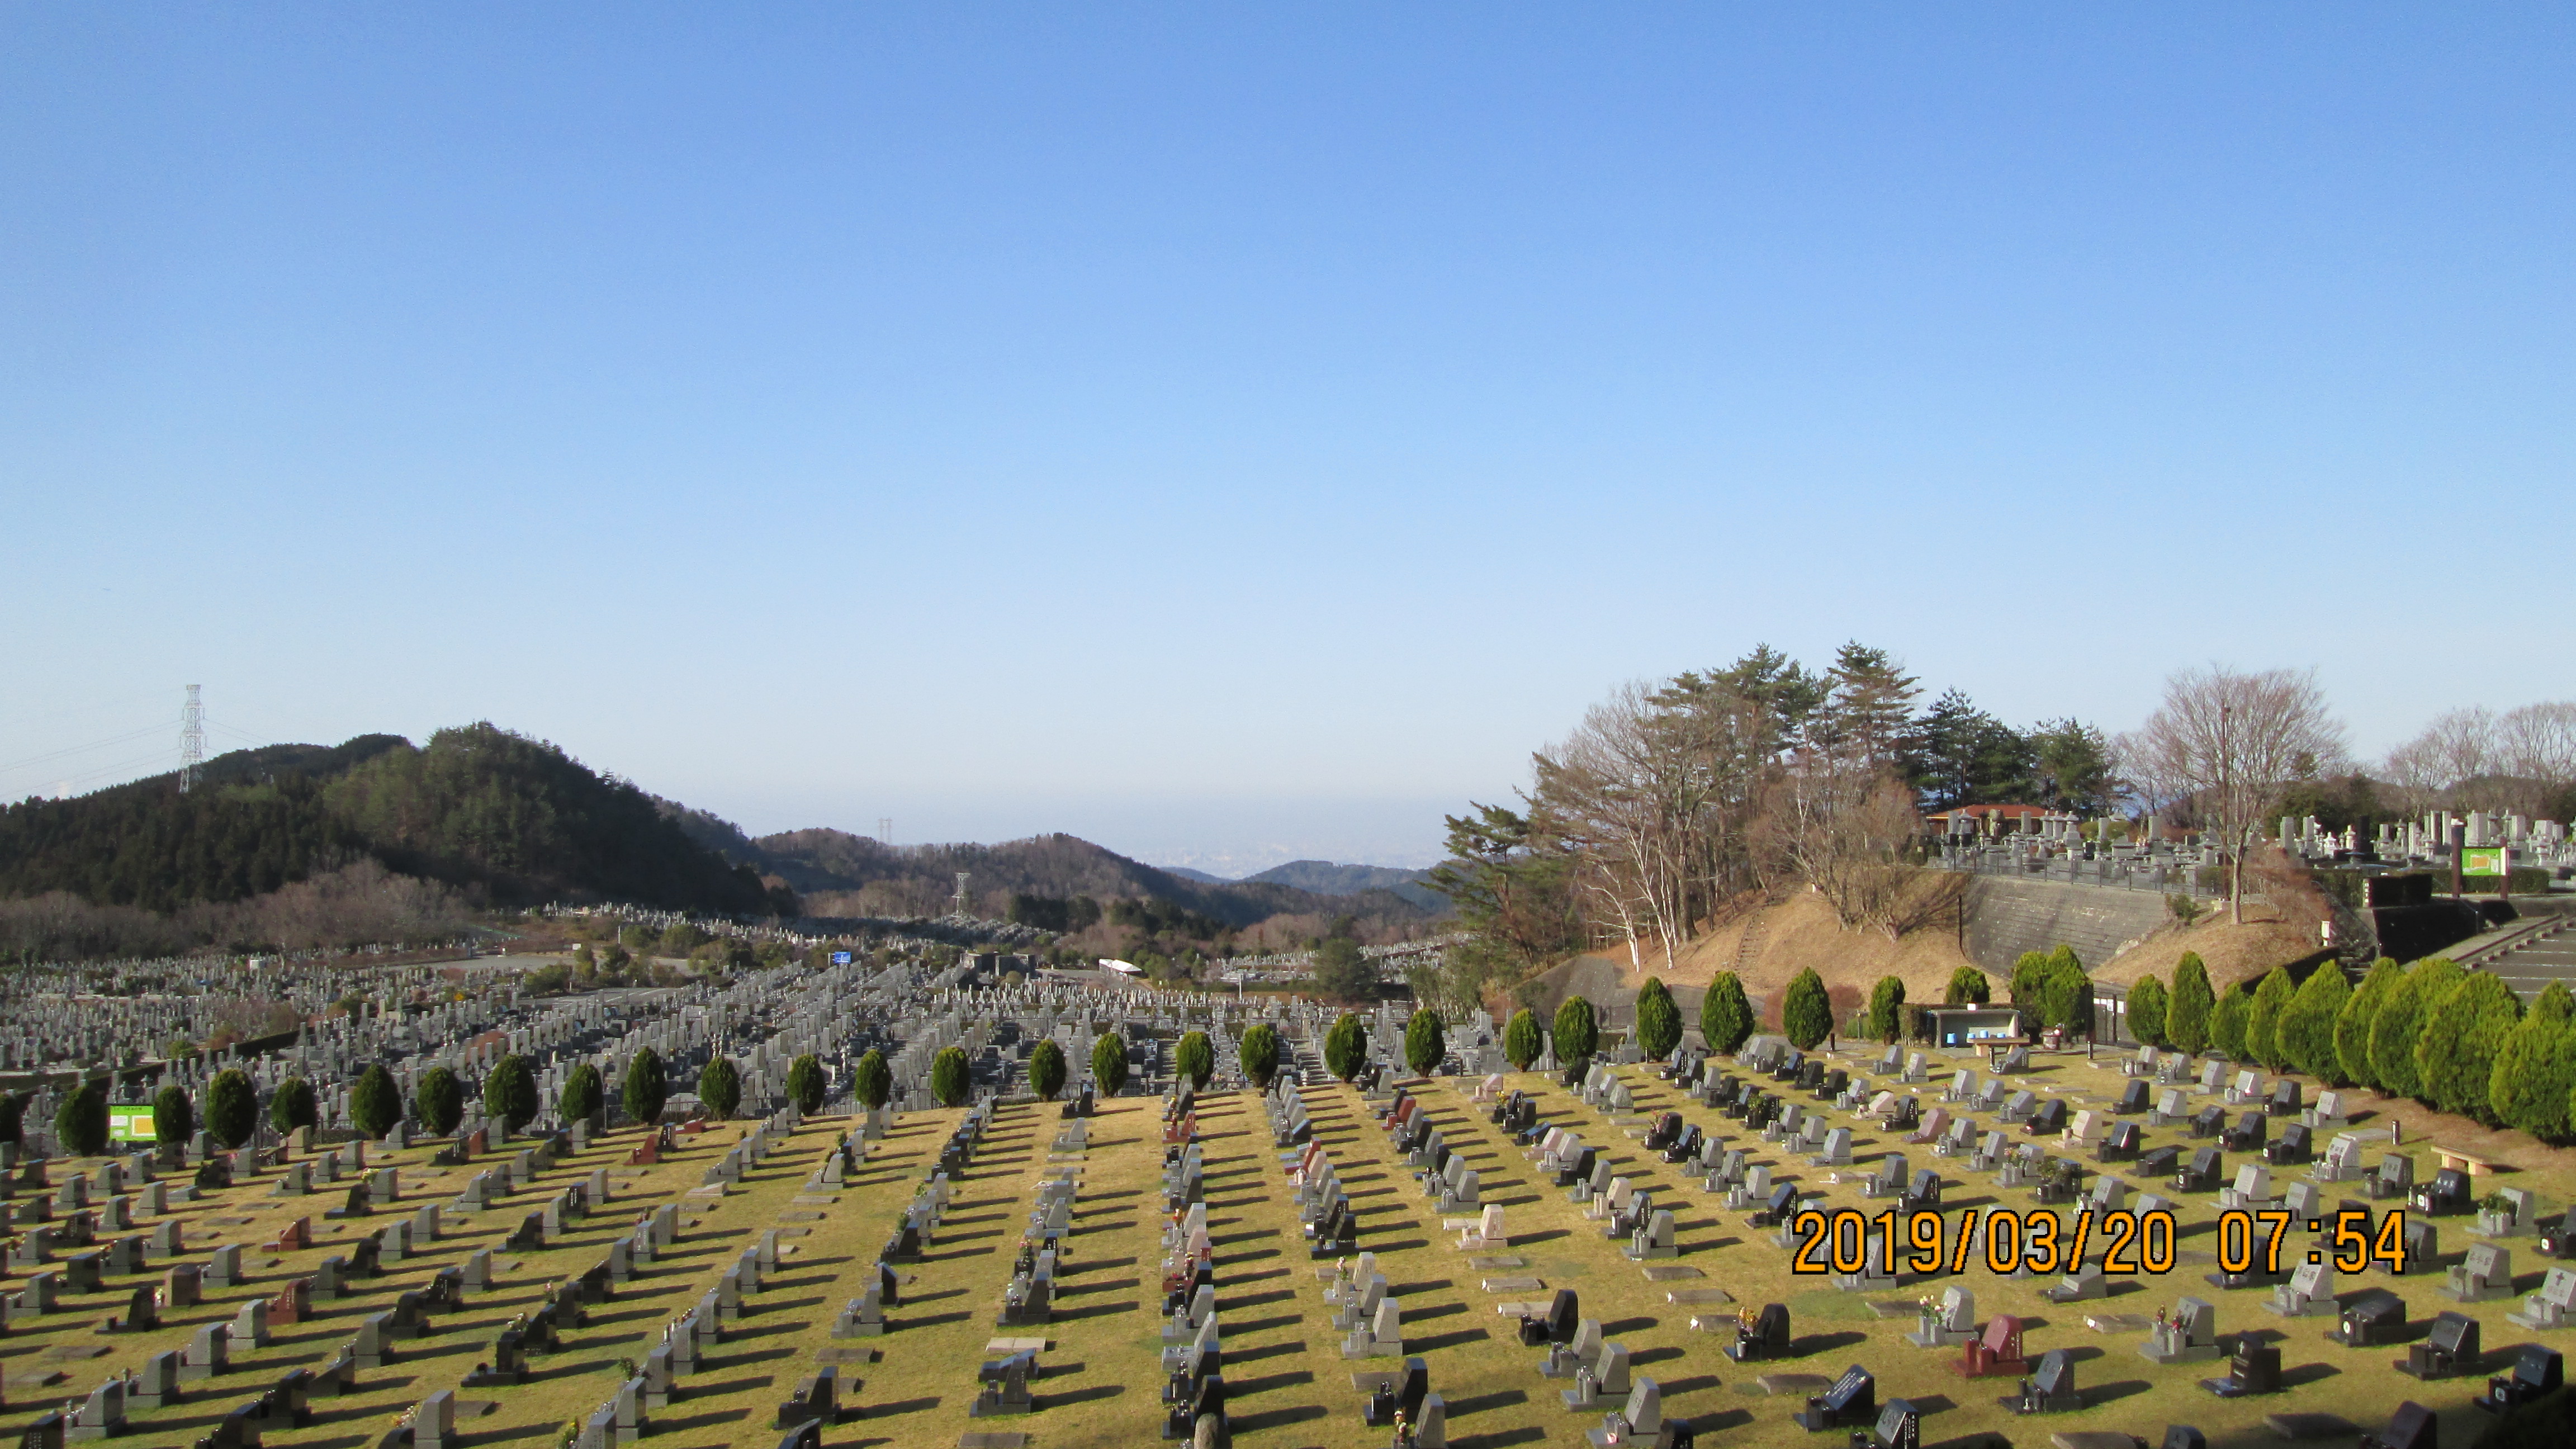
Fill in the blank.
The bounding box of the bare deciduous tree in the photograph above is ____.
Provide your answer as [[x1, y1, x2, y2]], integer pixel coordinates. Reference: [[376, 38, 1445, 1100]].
[[2127, 664, 2346, 924]]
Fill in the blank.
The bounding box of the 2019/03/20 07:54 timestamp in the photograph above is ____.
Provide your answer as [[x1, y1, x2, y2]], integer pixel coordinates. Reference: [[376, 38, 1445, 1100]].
[[1784, 1205, 2412, 1278]]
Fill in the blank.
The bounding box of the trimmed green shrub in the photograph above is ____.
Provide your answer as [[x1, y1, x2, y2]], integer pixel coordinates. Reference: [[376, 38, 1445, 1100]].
[[2417, 970, 2521, 1123], [418, 1066, 465, 1136], [1944, 966, 1992, 1005], [152, 1083, 193, 1146], [352, 1064, 402, 1138], [206, 1069, 257, 1149], [2275, 965, 2350, 1083], [1782, 969, 1832, 1050], [622, 1048, 668, 1125], [1701, 973, 1755, 1053], [1027, 1040, 1069, 1101], [1092, 1029, 1131, 1094], [2009, 951, 2053, 1005], [1554, 996, 1599, 1067], [2128, 976, 2168, 1046], [2336, 958, 2403, 1088], [55, 1081, 109, 1158], [697, 1057, 742, 1119], [2492, 981, 2575, 1140], [1866, 977, 1907, 1045], [852, 1049, 892, 1110], [2210, 988, 2250, 1059], [484, 1055, 539, 1131], [1404, 1011, 1447, 1077], [787, 1054, 827, 1115], [1235, 1025, 1279, 1090], [1503, 1008, 1543, 1070], [1176, 1031, 1215, 1090], [2372, 958, 2461, 1101], [1635, 978, 1682, 1059], [2167, 954, 2214, 1054], [929, 1046, 970, 1107], [2246, 967, 2298, 1071], [269, 1077, 318, 1135], [1323, 1015, 1366, 1081], [561, 1063, 605, 1124]]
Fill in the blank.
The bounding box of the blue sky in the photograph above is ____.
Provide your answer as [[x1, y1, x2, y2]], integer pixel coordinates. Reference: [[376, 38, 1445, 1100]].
[[5, 7, 2570, 873]]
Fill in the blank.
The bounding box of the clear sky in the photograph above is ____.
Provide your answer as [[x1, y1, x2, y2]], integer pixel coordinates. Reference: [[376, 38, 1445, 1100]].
[[5, 7, 2570, 874]]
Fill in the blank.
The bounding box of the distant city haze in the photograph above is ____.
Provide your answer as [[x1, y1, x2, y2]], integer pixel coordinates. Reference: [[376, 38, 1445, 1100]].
[[4, 10, 2569, 868]]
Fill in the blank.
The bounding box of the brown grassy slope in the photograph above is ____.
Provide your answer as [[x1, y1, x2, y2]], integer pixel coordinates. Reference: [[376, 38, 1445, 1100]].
[[2091, 903, 2320, 992]]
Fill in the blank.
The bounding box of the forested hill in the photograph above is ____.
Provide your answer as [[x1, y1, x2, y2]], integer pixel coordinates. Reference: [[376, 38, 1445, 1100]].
[[0, 724, 778, 915], [738, 828, 1443, 931]]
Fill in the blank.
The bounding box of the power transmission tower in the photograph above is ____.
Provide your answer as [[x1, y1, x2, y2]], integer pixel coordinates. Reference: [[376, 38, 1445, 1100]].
[[953, 872, 971, 916], [878, 817, 893, 846], [179, 685, 205, 793]]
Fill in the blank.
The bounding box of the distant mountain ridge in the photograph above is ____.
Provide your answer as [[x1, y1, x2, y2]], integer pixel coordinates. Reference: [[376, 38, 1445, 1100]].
[[1241, 860, 1429, 893]]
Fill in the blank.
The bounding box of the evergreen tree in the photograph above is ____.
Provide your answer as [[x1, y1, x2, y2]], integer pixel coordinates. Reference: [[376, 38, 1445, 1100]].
[[152, 1083, 193, 1146], [1234, 1025, 1279, 1090], [621, 1048, 668, 1125], [786, 1054, 827, 1115], [206, 1068, 257, 1149], [2009, 951, 2053, 1006], [1701, 973, 1755, 1053], [484, 1055, 539, 1131], [2492, 981, 2576, 1140], [2417, 971, 2521, 1123], [930, 1045, 971, 1107], [2275, 965, 2350, 1083], [416, 1066, 465, 1136], [2167, 953, 2214, 1054], [2210, 988, 2251, 1059], [2246, 967, 2298, 1071], [1943, 965, 1992, 1005], [2372, 958, 2461, 1101], [55, 1081, 109, 1158], [852, 1049, 892, 1110], [269, 1076, 319, 1135], [1503, 1008, 1543, 1070], [2336, 958, 2404, 1088], [1635, 978, 1682, 1059], [1553, 996, 1599, 1068], [352, 1063, 402, 1138], [560, 1063, 605, 1124], [1311, 935, 1375, 1003], [1175, 1031, 1215, 1090], [1091, 1030, 1131, 1095], [1027, 1039, 1069, 1100], [697, 1057, 742, 1119], [1404, 1010, 1448, 1077], [1866, 976, 1907, 1045], [0, 1093, 24, 1145], [2040, 956, 2094, 1035], [2128, 976, 2168, 1046], [1782, 969, 1833, 1050]]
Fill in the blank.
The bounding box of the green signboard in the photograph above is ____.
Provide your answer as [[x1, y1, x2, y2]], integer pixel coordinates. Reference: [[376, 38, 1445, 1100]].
[[107, 1104, 157, 1143], [2461, 846, 2509, 878]]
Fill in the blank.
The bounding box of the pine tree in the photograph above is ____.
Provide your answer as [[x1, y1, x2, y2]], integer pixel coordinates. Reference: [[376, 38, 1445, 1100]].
[[2167, 954, 2214, 1054], [1701, 973, 1755, 1053], [2128, 976, 2168, 1046], [1503, 1008, 1543, 1070], [351, 1064, 402, 1138], [852, 1049, 892, 1110], [2373, 958, 2461, 1101], [2274, 965, 2350, 1083], [1322, 1015, 1366, 1082], [418, 1066, 465, 1135], [1234, 1025, 1279, 1090], [1554, 996, 1599, 1068], [2246, 967, 2298, 1071], [1404, 1011, 1447, 1077], [930, 1046, 970, 1107], [2416, 971, 2521, 1124], [2336, 958, 2404, 1089], [2210, 988, 2250, 1059], [1782, 969, 1833, 1050], [2492, 982, 2576, 1140], [1867, 977, 1907, 1045], [1635, 978, 1682, 1059]]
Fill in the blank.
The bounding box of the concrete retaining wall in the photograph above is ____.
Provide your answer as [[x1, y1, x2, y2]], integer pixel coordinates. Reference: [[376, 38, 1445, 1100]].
[[1961, 875, 2171, 976]]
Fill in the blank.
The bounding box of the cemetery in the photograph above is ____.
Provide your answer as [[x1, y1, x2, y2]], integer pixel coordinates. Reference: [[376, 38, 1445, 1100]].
[[0, 944, 2564, 1449]]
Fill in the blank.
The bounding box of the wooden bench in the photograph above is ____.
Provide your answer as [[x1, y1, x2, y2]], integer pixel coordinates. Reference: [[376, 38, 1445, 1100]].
[[2433, 1146, 2504, 1177]]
